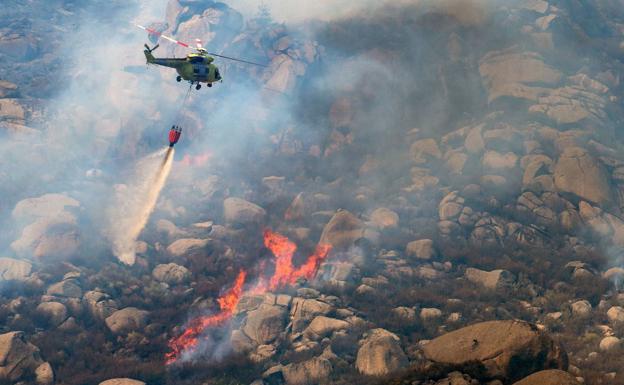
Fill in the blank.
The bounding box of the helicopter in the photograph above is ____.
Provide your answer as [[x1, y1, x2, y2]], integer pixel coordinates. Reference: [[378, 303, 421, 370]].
[[137, 24, 267, 90]]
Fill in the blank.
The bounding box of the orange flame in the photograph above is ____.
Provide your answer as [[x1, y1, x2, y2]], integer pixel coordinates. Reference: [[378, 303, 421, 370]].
[[264, 229, 298, 290], [264, 229, 332, 289], [165, 230, 332, 363], [165, 270, 246, 364]]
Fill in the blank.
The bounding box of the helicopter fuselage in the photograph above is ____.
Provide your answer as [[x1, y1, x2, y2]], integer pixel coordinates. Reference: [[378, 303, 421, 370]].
[[144, 49, 222, 84]]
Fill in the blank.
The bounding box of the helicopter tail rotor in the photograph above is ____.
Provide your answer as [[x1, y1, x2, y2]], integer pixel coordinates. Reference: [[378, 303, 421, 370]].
[[144, 43, 160, 53]]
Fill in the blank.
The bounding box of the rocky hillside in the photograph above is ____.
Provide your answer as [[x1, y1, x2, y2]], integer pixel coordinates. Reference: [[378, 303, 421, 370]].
[[3, 0, 624, 384]]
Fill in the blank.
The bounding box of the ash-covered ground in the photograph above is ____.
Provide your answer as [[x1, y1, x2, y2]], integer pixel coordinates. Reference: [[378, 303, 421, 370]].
[[2, 1, 624, 384]]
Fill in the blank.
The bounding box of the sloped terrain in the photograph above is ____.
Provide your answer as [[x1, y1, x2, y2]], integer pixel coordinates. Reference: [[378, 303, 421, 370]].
[[2, 1, 624, 384]]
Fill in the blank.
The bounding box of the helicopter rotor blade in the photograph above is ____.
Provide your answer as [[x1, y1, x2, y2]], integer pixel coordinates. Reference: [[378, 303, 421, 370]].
[[207, 52, 268, 67], [136, 24, 189, 48], [136, 24, 267, 67]]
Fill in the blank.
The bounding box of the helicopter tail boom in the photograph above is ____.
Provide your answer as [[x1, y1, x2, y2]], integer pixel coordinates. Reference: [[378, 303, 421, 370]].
[[144, 49, 155, 64]]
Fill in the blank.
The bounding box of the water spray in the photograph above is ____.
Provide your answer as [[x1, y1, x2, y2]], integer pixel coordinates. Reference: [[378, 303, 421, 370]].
[[107, 146, 175, 265]]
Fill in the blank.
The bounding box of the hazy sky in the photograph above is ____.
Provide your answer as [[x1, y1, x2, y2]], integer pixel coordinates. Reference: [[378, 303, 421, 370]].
[[223, 0, 412, 22], [222, 0, 490, 25]]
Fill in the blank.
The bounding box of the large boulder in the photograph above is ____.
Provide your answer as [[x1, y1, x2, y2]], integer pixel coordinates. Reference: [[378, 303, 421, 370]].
[[606, 306, 624, 323], [304, 316, 350, 340], [0, 257, 32, 281], [36, 302, 68, 327], [406, 239, 435, 260], [290, 298, 333, 320], [83, 290, 118, 321], [511, 369, 580, 385], [166, 238, 209, 257], [479, 50, 562, 103], [570, 300, 592, 318], [464, 268, 515, 290], [599, 336, 620, 352], [243, 304, 287, 345], [422, 320, 567, 382], [223, 197, 266, 226], [319, 210, 365, 250], [46, 279, 82, 298], [99, 379, 146, 385], [553, 147, 612, 205], [356, 328, 408, 376], [529, 86, 607, 125], [35, 362, 54, 385], [282, 357, 332, 385], [11, 212, 80, 259], [165, 0, 243, 55], [410, 138, 441, 164], [10, 194, 81, 260], [316, 261, 359, 287], [152, 263, 191, 285], [370, 208, 399, 230], [12, 194, 79, 223], [483, 151, 518, 173], [105, 307, 149, 335], [265, 54, 307, 93], [0, 331, 49, 383]]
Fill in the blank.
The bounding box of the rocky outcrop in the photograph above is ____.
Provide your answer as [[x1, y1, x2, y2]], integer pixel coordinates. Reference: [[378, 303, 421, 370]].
[[83, 290, 118, 321], [0, 331, 52, 384], [12, 193, 79, 223], [11, 212, 80, 259], [316, 261, 359, 287], [553, 147, 612, 205], [99, 379, 146, 385], [46, 278, 82, 298], [10, 194, 81, 259], [281, 357, 332, 385], [356, 328, 408, 376], [464, 268, 515, 290], [406, 239, 435, 260], [319, 210, 366, 250], [223, 197, 266, 226], [36, 302, 68, 327], [410, 138, 441, 164], [303, 316, 350, 340], [511, 369, 580, 385], [166, 238, 210, 257], [423, 320, 567, 382], [370, 207, 399, 230], [105, 307, 149, 335], [0, 257, 32, 281], [479, 50, 562, 103], [35, 362, 54, 385], [152, 263, 191, 285], [243, 304, 287, 345], [606, 306, 624, 323]]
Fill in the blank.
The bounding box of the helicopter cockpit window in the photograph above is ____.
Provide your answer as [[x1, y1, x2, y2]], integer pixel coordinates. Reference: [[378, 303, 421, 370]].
[[189, 56, 204, 63]]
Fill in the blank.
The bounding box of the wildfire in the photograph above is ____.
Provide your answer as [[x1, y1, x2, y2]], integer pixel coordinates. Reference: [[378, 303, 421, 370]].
[[165, 229, 332, 364], [264, 229, 332, 290], [165, 270, 246, 364]]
